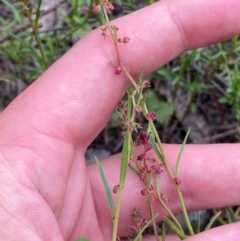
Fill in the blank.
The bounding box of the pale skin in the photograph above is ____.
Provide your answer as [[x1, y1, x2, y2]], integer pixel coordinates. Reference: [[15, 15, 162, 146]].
[[0, 0, 240, 240]]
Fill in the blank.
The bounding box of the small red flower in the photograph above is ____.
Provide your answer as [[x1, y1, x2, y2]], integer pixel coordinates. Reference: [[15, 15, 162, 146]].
[[115, 66, 121, 75], [118, 37, 130, 44], [146, 111, 157, 121], [174, 177, 181, 186], [140, 172, 146, 182], [143, 80, 151, 88], [150, 193, 157, 202], [81, 6, 89, 14], [137, 131, 150, 147], [117, 117, 123, 123], [137, 153, 145, 161], [155, 163, 165, 174], [161, 194, 169, 203], [113, 184, 120, 194], [117, 100, 124, 111], [123, 37, 130, 43], [141, 188, 148, 196], [101, 26, 108, 39], [93, 4, 101, 13]]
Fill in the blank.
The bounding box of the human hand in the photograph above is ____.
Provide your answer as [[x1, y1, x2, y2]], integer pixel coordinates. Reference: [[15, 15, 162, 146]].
[[0, 0, 240, 240]]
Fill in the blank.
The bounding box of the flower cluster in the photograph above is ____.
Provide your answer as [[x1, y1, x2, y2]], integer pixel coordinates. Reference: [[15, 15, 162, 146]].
[[131, 207, 149, 233], [141, 184, 157, 201], [137, 130, 152, 151], [93, 0, 114, 14]]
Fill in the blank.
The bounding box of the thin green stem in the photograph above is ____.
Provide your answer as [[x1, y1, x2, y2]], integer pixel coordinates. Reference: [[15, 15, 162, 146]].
[[143, 103, 194, 235], [152, 119, 194, 235], [112, 185, 123, 241], [103, 7, 139, 91], [155, 174, 184, 233], [148, 199, 160, 241], [112, 93, 132, 241], [25, 7, 48, 69]]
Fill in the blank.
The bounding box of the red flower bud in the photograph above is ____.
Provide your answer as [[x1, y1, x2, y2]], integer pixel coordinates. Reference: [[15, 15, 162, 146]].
[[123, 37, 130, 43], [143, 80, 151, 88], [113, 185, 120, 194], [93, 4, 101, 13], [146, 111, 157, 121], [174, 177, 181, 186], [115, 66, 121, 75]]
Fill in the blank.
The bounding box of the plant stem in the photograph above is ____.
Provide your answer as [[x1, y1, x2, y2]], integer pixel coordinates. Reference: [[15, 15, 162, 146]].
[[143, 103, 194, 235], [112, 185, 123, 241], [103, 7, 139, 91], [148, 199, 160, 241], [151, 119, 194, 235], [24, 6, 48, 69]]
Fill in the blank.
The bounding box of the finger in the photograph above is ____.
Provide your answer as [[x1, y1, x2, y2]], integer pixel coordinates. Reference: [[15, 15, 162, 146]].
[[143, 235, 180, 241], [88, 144, 240, 236], [184, 223, 240, 241], [1, 0, 240, 150], [142, 223, 240, 241]]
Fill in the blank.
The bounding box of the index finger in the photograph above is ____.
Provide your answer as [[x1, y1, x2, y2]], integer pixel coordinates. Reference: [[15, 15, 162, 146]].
[[2, 0, 240, 150]]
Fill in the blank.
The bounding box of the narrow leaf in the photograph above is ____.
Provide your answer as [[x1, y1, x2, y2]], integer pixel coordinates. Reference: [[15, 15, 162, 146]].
[[161, 223, 166, 241], [119, 92, 133, 184], [196, 211, 201, 233], [149, 130, 163, 162], [155, 173, 161, 199], [163, 217, 186, 240], [120, 130, 131, 184], [136, 65, 147, 104], [95, 157, 115, 218], [35, 0, 43, 26], [2, 0, 22, 24], [175, 127, 191, 177], [204, 211, 221, 230]]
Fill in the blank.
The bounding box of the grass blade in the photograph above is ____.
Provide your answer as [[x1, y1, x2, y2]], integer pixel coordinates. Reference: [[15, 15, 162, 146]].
[[161, 223, 166, 241], [149, 129, 163, 162], [196, 211, 201, 233], [120, 130, 131, 184], [205, 211, 221, 231], [175, 127, 191, 177], [95, 157, 115, 218], [163, 217, 186, 240]]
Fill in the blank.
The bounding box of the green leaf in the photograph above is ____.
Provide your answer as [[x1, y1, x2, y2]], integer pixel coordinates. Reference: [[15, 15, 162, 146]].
[[196, 211, 201, 233], [34, 0, 43, 26], [149, 128, 163, 162], [204, 211, 221, 230], [120, 130, 131, 185], [74, 238, 91, 241], [175, 127, 191, 177], [95, 157, 115, 218], [2, 0, 22, 24], [163, 217, 186, 240], [161, 223, 166, 241], [119, 92, 133, 185]]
